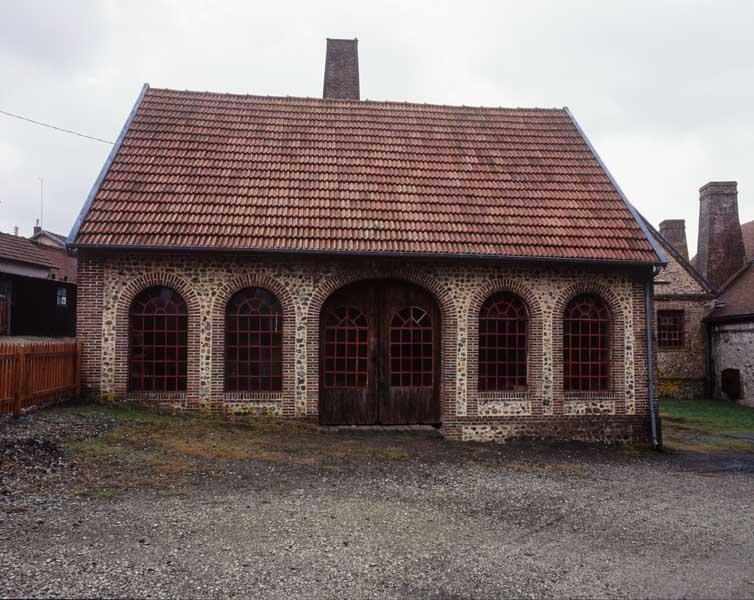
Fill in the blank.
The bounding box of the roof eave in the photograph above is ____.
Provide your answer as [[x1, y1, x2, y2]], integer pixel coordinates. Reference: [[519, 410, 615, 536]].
[[66, 82, 150, 248], [69, 243, 663, 269], [704, 312, 754, 324], [563, 107, 668, 268]]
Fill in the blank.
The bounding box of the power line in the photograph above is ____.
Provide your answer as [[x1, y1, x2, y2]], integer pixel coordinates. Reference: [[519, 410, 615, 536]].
[[0, 108, 114, 145]]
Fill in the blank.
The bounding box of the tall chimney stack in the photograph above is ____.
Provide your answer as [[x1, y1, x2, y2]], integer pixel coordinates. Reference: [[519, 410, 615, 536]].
[[696, 181, 745, 288], [659, 219, 689, 260], [323, 38, 360, 100]]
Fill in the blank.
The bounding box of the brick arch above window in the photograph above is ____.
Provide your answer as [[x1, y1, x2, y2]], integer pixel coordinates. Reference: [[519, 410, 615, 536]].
[[554, 281, 625, 325], [212, 273, 297, 321], [116, 272, 201, 319], [468, 279, 543, 321]]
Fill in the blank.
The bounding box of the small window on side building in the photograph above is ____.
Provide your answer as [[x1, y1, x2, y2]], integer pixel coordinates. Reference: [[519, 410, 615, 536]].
[[56, 287, 67, 307], [657, 310, 684, 348]]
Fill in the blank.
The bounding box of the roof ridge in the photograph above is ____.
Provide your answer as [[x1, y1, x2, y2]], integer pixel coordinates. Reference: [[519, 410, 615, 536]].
[[146, 86, 565, 113]]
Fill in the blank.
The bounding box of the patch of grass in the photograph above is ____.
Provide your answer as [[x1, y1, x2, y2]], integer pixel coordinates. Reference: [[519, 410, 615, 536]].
[[662, 435, 753, 454], [76, 486, 121, 500], [375, 447, 410, 461], [157, 489, 190, 498], [62, 404, 419, 478], [58, 403, 200, 425], [661, 398, 754, 434], [503, 462, 585, 476], [661, 398, 754, 454]]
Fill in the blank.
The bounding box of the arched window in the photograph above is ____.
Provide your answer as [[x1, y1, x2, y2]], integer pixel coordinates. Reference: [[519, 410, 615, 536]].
[[323, 306, 368, 388], [390, 306, 433, 387], [225, 288, 282, 392], [129, 286, 188, 392], [563, 294, 610, 392], [478, 292, 528, 392]]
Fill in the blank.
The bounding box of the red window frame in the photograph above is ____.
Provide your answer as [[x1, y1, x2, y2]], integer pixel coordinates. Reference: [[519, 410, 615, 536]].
[[563, 294, 610, 392], [323, 306, 368, 388], [390, 306, 433, 388], [129, 286, 188, 393], [225, 287, 283, 392], [657, 310, 684, 348], [478, 292, 528, 392]]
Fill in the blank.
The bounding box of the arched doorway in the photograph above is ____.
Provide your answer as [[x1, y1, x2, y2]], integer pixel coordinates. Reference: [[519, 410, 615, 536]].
[[319, 279, 441, 426]]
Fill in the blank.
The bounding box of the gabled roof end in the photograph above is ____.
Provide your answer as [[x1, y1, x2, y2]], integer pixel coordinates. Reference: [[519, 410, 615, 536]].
[[67, 83, 150, 248]]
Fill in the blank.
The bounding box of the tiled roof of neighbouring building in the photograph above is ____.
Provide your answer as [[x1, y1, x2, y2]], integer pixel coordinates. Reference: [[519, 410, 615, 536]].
[[707, 261, 754, 321], [70, 86, 662, 264], [0, 231, 56, 269], [36, 246, 77, 284]]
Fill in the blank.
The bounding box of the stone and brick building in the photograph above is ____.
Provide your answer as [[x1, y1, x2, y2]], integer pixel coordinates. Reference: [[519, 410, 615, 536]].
[[648, 218, 714, 399], [68, 39, 666, 443], [651, 181, 754, 407]]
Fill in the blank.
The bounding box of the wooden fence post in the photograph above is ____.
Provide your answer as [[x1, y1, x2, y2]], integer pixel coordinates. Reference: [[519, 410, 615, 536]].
[[14, 346, 25, 418], [74, 341, 82, 399]]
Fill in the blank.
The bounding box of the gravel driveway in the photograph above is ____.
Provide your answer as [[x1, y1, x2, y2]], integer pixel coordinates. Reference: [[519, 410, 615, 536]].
[[2, 405, 753, 599]]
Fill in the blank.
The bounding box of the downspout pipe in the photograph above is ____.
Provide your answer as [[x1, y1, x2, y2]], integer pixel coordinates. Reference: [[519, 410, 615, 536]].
[[644, 278, 660, 449]]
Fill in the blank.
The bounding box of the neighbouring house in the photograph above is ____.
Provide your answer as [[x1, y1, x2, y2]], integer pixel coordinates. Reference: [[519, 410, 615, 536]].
[[646, 218, 715, 399], [654, 181, 754, 407], [30, 222, 70, 250], [0, 229, 77, 336], [67, 38, 667, 443]]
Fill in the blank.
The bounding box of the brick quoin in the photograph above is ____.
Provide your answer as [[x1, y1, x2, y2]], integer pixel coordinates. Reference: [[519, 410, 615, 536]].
[[76, 250, 657, 444]]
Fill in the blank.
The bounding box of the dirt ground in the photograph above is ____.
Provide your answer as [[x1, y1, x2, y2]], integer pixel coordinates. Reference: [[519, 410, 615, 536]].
[[1, 404, 753, 599]]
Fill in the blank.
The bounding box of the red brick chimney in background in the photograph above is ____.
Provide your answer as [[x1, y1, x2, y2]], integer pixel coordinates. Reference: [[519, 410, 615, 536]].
[[323, 38, 360, 100], [696, 181, 746, 288], [659, 219, 689, 260]]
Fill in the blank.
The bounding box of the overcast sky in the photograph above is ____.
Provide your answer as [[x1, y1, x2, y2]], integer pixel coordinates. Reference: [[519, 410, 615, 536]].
[[1, 0, 752, 255]]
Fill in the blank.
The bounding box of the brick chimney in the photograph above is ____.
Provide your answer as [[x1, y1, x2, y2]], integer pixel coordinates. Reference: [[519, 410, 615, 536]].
[[659, 219, 689, 260], [696, 181, 746, 288], [33, 218, 41, 236], [323, 38, 360, 100]]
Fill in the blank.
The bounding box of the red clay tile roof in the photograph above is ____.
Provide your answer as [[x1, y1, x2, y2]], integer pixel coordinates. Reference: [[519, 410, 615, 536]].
[[36, 246, 77, 284], [0, 232, 56, 269], [71, 86, 660, 263], [707, 261, 754, 321]]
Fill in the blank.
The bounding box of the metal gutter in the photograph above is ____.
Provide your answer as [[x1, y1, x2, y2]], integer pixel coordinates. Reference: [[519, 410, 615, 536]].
[[644, 280, 660, 449], [69, 242, 664, 268], [67, 83, 150, 247], [564, 107, 668, 267]]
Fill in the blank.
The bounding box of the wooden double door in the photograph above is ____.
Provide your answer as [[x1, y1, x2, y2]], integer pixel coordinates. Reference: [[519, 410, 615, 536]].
[[319, 280, 440, 426]]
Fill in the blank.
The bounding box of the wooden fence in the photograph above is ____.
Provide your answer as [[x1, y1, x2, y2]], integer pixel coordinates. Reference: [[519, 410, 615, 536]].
[[0, 341, 81, 416]]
